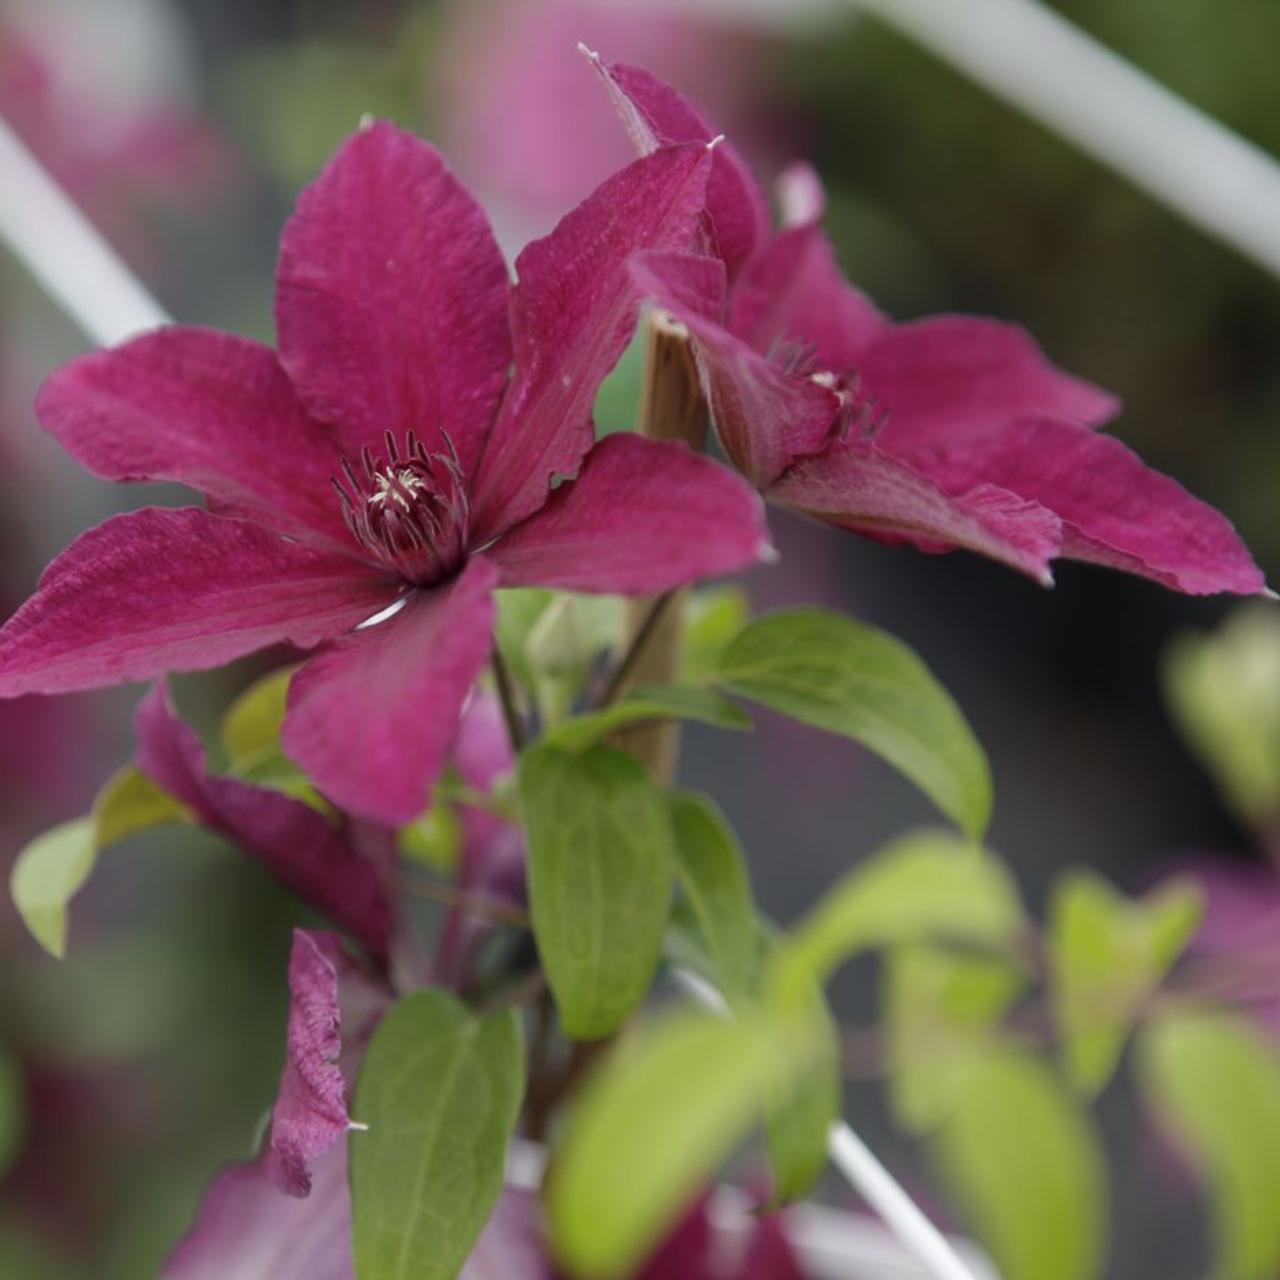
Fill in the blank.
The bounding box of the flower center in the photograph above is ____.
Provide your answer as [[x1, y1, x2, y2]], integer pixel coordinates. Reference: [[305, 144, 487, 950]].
[[811, 369, 889, 445], [766, 336, 890, 445], [332, 431, 469, 586]]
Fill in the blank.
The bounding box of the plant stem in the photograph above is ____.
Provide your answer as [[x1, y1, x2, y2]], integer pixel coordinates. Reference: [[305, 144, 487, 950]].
[[605, 311, 708, 779], [490, 646, 526, 754], [595, 590, 676, 709]]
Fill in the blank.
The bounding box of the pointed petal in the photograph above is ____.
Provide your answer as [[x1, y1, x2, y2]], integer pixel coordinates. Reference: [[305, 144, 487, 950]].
[[925, 415, 1266, 595], [727, 224, 887, 370], [276, 121, 512, 481], [134, 684, 392, 958], [863, 316, 1120, 452], [36, 327, 351, 550], [488, 433, 770, 594], [629, 250, 840, 488], [0, 509, 398, 698], [162, 1147, 354, 1280], [266, 931, 354, 1196], [770, 441, 1062, 585], [283, 557, 499, 826], [588, 55, 770, 280], [471, 144, 712, 540], [742, 1215, 806, 1279]]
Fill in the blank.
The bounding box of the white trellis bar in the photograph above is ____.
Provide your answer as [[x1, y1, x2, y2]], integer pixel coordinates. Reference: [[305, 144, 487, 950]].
[[858, 0, 1280, 281], [0, 106, 987, 1280], [0, 117, 171, 342]]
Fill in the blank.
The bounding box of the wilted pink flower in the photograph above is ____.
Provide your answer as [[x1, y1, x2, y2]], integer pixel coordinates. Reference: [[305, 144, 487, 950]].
[[0, 122, 770, 826], [134, 681, 393, 960], [596, 58, 1265, 596]]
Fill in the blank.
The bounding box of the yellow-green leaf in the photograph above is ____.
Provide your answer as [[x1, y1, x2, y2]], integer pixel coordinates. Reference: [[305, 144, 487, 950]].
[[1049, 871, 1202, 1095], [767, 829, 1023, 1012], [93, 766, 190, 848], [544, 686, 750, 753], [1140, 1009, 1280, 1280], [10, 819, 97, 959], [220, 666, 296, 770], [935, 1049, 1107, 1280], [547, 1009, 817, 1279]]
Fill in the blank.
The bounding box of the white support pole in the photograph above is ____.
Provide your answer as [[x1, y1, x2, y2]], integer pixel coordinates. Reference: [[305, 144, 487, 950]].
[[858, 0, 1280, 281], [0, 115, 171, 345]]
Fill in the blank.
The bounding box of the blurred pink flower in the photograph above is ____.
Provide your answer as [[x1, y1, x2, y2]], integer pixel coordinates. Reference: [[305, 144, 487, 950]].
[[599, 59, 1265, 596], [0, 122, 770, 827], [0, 20, 230, 261], [436, 0, 771, 231]]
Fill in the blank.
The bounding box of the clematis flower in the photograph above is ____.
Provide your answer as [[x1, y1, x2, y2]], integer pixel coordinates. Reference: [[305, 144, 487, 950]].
[[0, 122, 770, 826], [592, 57, 1264, 596]]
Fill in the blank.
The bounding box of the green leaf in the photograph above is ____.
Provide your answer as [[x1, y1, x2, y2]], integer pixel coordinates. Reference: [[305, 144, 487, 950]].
[[10, 820, 97, 959], [716, 608, 992, 836], [1163, 605, 1280, 832], [520, 745, 673, 1039], [1140, 1009, 1280, 1280], [547, 1009, 816, 1278], [934, 1049, 1107, 1280], [92, 766, 190, 847], [884, 945, 1024, 1133], [763, 968, 839, 1204], [680, 587, 750, 684], [220, 666, 296, 770], [667, 790, 757, 1004], [1049, 872, 1202, 1095], [351, 991, 524, 1280], [767, 829, 1023, 1012], [544, 686, 750, 753]]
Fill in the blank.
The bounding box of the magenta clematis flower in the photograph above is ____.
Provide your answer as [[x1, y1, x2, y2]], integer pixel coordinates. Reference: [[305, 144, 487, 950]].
[[592, 58, 1265, 596], [0, 122, 770, 826]]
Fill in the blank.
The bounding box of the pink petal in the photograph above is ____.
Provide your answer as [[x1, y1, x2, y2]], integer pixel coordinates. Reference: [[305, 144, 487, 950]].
[[770, 441, 1062, 585], [36, 327, 352, 551], [283, 557, 499, 826], [629, 250, 840, 488], [923, 415, 1266, 595], [862, 315, 1120, 453], [727, 224, 888, 371], [163, 1146, 354, 1280], [742, 1214, 806, 1279], [588, 56, 770, 280], [134, 683, 392, 959], [488, 433, 770, 594], [276, 121, 512, 482], [0, 508, 398, 697], [266, 931, 355, 1197], [470, 144, 713, 541]]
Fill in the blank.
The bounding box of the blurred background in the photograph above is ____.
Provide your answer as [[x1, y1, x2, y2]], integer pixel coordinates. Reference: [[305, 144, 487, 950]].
[[0, 1, 1278, 1275]]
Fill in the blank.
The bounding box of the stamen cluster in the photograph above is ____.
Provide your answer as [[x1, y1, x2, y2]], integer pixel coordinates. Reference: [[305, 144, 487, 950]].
[[332, 431, 470, 585]]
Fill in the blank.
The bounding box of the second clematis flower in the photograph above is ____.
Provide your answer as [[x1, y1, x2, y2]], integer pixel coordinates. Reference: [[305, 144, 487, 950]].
[[591, 56, 1265, 597], [0, 121, 770, 825]]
